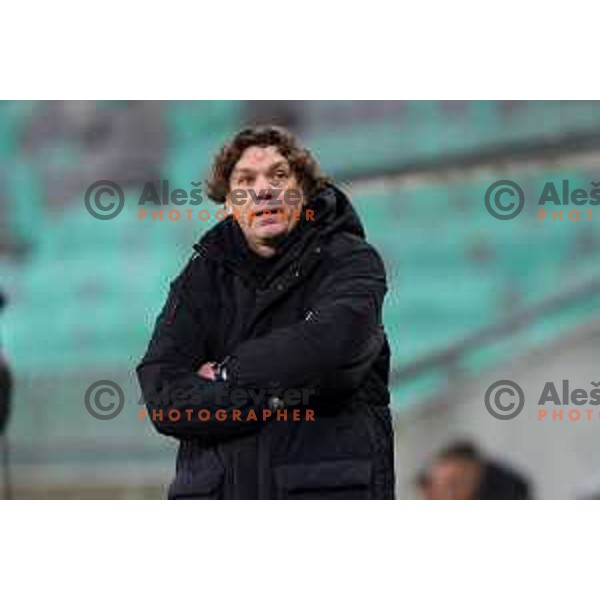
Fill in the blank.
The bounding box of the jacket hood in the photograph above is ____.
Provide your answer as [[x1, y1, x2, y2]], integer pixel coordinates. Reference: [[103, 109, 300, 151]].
[[308, 183, 365, 239]]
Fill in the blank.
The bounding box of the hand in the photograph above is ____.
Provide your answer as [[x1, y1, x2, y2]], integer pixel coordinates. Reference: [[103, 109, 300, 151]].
[[197, 361, 217, 381]]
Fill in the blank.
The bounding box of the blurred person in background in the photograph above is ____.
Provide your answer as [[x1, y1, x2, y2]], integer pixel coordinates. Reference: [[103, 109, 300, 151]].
[[0, 290, 11, 435], [137, 125, 394, 499], [423, 440, 531, 500]]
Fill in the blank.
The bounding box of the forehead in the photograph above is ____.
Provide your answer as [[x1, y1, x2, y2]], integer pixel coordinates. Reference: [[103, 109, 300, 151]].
[[432, 458, 472, 476], [234, 145, 288, 171]]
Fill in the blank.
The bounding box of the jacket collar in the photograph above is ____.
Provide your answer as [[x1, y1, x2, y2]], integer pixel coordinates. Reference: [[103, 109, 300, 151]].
[[192, 183, 365, 278]]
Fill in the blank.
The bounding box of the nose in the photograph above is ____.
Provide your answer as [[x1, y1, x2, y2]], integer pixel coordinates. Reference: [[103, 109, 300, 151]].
[[253, 174, 274, 202]]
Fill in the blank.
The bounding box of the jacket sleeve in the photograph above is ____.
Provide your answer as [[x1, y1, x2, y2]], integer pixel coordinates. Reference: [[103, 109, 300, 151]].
[[226, 243, 387, 399], [136, 256, 267, 441]]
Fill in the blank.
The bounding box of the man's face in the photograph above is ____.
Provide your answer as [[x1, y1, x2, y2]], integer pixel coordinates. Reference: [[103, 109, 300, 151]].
[[226, 145, 304, 250], [428, 458, 481, 500]]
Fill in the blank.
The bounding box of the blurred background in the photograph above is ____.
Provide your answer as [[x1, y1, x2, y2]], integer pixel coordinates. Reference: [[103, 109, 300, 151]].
[[1, 100, 600, 499]]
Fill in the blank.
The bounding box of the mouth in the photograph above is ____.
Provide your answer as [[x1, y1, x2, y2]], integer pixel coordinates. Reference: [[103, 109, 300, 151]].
[[252, 209, 283, 224]]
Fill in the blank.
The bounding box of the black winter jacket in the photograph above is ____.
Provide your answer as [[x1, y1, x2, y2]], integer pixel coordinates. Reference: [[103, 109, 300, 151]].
[[136, 184, 395, 499]]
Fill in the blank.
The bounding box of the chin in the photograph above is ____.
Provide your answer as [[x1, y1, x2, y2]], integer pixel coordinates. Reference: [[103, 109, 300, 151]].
[[255, 222, 288, 239]]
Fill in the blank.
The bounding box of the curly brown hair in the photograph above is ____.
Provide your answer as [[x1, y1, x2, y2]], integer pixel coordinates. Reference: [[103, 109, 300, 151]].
[[206, 125, 330, 204]]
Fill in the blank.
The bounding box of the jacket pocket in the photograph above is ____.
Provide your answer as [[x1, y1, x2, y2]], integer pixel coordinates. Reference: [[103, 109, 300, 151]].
[[273, 459, 373, 500]]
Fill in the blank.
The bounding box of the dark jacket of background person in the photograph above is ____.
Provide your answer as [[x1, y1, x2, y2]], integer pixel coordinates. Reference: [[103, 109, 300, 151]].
[[479, 461, 531, 500], [0, 362, 10, 435], [136, 184, 395, 499], [0, 291, 11, 435]]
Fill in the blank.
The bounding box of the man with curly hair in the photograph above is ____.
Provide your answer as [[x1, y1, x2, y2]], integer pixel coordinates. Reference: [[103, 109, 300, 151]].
[[137, 125, 395, 499]]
